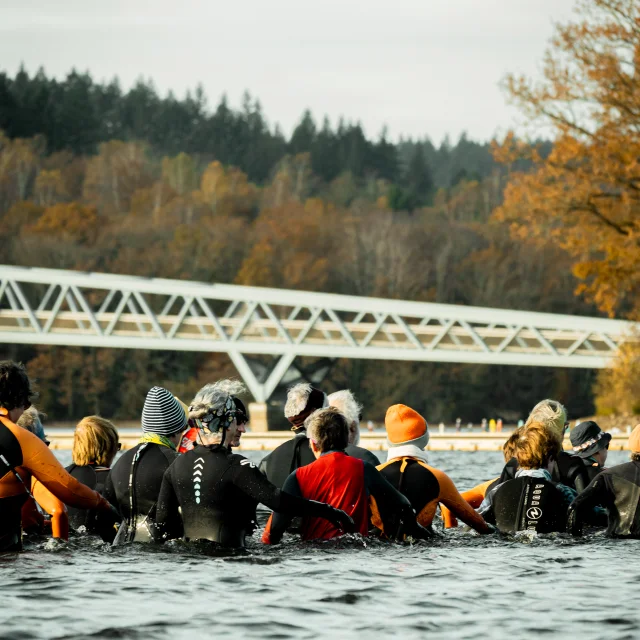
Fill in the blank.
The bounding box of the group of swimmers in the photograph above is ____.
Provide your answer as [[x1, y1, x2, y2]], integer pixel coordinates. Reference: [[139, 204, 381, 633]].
[[1, 358, 639, 553]]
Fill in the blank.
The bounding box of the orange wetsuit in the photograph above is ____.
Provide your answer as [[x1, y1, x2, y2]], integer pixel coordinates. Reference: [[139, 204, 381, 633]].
[[375, 457, 491, 534], [21, 479, 70, 540], [440, 477, 498, 529], [0, 409, 110, 551]]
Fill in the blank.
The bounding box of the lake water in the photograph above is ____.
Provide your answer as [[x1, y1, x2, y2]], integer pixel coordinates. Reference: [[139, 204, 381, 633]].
[[1, 450, 639, 640]]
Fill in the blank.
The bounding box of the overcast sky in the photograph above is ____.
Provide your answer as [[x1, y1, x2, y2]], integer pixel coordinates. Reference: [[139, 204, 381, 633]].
[[0, 0, 577, 143]]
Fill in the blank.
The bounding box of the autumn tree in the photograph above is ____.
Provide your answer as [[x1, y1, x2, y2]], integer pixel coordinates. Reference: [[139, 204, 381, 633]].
[[495, 0, 640, 318]]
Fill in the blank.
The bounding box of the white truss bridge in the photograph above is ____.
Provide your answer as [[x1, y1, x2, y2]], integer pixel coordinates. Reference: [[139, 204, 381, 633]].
[[0, 265, 635, 403]]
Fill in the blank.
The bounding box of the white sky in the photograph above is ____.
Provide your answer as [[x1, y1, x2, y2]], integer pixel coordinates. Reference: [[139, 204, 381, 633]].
[[0, 0, 577, 143]]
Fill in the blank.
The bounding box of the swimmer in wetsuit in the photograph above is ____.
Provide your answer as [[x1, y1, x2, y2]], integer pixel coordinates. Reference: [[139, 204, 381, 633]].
[[155, 380, 354, 547], [258, 383, 328, 488], [568, 424, 640, 538], [0, 361, 114, 552], [263, 407, 428, 544], [65, 416, 121, 542], [179, 395, 248, 454], [104, 386, 186, 543], [446, 400, 592, 525], [479, 422, 578, 533], [376, 404, 493, 535], [496, 400, 591, 492], [16, 406, 69, 541], [569, 421, 610, 484]]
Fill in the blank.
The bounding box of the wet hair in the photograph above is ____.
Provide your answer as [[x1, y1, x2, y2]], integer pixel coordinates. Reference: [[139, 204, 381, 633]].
[[72, 416, 119, 466], [514, 421, 562, 470], [631, 452, 640, 462], [328, 389, 363, 445], [305, 407, 349, 453], [0, 361, 36, 411], [502, 428, 521, 462], [525, 399, 567, 442]]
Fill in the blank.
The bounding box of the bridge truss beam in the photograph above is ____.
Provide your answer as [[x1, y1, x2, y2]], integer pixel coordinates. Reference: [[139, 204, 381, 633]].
[[0, 266, 635, 401]]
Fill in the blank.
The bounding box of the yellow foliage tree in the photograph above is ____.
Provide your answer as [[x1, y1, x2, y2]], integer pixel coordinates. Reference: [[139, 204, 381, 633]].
[[495, 0, 640, 318], [199, 161, 257, 216], [30, 202, 99, 244]]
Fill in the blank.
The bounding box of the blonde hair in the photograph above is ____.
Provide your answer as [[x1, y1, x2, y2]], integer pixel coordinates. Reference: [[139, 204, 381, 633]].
[[525, 399, 567, 442], [72, 416, 119, 466], [514, 421, 562, 470]]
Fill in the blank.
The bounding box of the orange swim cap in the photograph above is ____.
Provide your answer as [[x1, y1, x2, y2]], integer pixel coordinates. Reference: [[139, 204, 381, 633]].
[[385, 404, 429, 447]]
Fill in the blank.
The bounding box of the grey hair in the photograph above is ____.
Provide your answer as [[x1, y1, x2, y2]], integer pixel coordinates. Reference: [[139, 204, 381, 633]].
[[285, 382, 328, 418], [525, 399, 567, 440], [17, 406, 46, 433], [328, 390, 362, 426], [328, 389, 362, 445], [189, 379, 246, 420]]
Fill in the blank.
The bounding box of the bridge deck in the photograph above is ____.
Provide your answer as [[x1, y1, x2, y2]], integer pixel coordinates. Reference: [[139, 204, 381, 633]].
[[0, 265, 636, 402]]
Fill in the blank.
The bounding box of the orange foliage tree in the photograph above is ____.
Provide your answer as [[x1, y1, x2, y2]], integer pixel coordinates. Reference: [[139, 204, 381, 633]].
[[495, 0, 640, 318]]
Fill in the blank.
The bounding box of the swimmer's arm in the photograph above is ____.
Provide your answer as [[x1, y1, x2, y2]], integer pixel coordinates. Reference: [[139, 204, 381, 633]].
[[571, 464, 591, 494], [31, 478, 69, 540], [20, 429, 110, 511], [155, 468, 183, 542], [265, 471, 301, 544], [442, 477, 499, 528], [233, 464, 353, 542], [429, 467, 492, 534], [567, 473, 610, 534]]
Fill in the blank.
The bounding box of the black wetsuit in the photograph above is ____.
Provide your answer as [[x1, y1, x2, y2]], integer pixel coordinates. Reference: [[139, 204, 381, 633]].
[[497, 452, 591, 492], [259, 431, 379, 487], [578, 457, 605, 485], [487, 476, 569, 534], [103, 443, 178, 535], [346, 444, 380, 466], [569, 461, 640, 537], [155, 445, 350, 547], [65, 463, 120, 542]]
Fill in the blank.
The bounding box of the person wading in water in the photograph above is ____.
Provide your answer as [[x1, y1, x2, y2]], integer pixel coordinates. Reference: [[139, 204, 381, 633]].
[[155, 380, 355, 548]]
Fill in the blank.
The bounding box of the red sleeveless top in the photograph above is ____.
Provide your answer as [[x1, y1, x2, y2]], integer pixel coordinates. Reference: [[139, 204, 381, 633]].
[[295, 451, 369, 540]]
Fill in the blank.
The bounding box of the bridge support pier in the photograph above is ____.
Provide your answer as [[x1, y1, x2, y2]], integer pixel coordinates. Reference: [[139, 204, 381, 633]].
[[228, 351, 295, 404]]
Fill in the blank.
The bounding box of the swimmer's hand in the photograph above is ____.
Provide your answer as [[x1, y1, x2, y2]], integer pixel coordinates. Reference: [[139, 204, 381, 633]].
[[326, 507, 356, 534]]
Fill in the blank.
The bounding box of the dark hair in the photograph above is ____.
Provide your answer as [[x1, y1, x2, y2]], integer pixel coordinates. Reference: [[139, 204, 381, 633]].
[[306, 407, 349, 453], [0, 361, 36, 410]]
